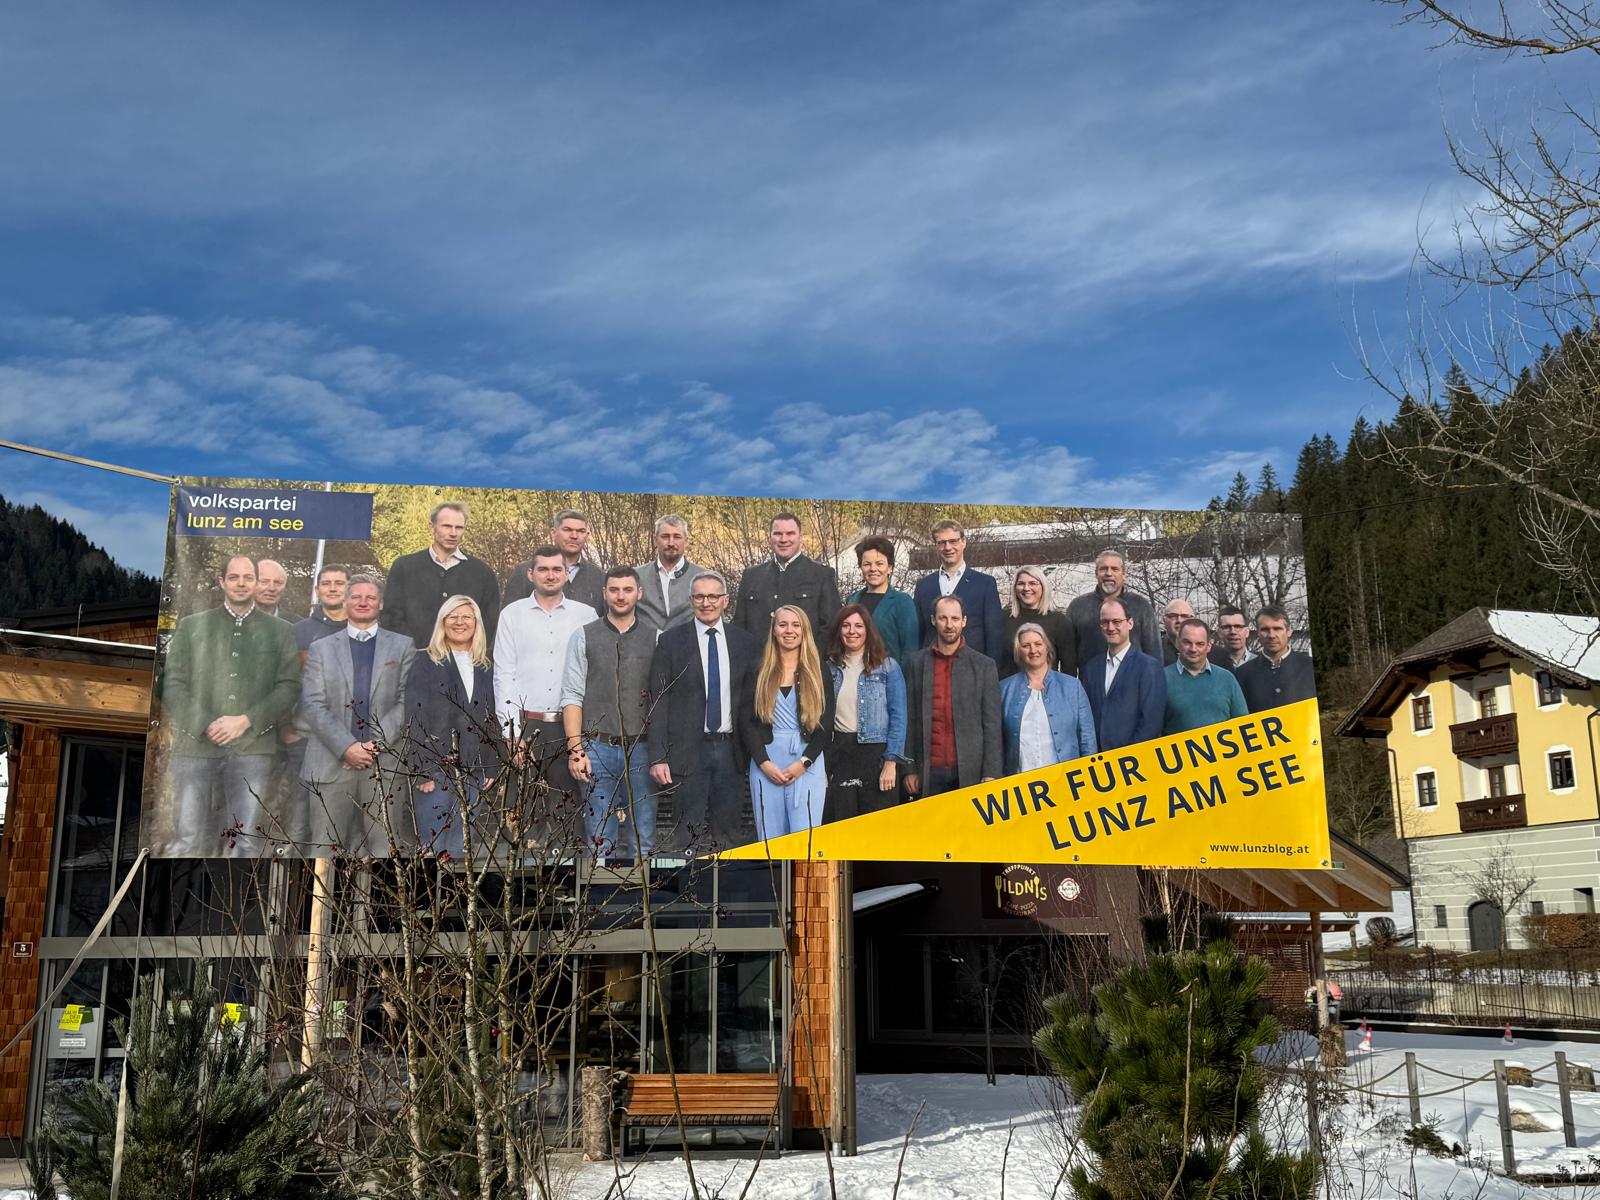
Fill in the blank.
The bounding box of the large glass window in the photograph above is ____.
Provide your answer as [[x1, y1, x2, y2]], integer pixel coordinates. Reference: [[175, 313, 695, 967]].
[[649, 953, 711, 1073], [51, 742, 141, 937], [716, 954, 778, 1073]]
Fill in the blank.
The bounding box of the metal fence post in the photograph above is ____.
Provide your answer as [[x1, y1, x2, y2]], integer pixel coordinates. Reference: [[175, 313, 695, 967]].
[[1556, 1051, 1578, 1149], [1405, 1051, 1421, 1126], [1494, 1059, 1517, 1177]]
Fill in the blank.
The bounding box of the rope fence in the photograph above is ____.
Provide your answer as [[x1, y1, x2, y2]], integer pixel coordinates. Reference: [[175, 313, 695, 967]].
[[1288, 1041, 1596, 1177]]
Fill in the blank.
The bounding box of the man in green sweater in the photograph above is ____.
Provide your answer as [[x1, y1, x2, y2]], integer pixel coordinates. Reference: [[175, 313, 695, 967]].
[[161, 555, 301, 856], [1162, 617, 1248, 735]]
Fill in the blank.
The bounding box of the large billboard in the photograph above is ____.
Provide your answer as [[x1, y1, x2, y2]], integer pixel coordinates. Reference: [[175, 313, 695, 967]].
[[143, 477, 1327, 866]]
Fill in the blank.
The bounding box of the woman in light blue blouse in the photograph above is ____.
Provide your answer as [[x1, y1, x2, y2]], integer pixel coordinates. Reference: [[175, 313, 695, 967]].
[[1000, 623, 1096, 774]]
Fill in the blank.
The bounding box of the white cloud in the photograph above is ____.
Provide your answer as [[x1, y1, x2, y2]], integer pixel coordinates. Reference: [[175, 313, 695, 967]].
[[0, 311, 1282, 519], [0, 3, 1500, 356]]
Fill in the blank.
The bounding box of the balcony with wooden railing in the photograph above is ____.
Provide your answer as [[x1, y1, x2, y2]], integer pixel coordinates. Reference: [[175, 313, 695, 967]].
[[1449, 713, 1518, 759], [1458, 794, 1528, 833]]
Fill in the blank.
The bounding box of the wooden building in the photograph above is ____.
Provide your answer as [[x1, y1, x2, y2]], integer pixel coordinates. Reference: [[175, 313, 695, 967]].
[[0, 600, 1400, 1153]]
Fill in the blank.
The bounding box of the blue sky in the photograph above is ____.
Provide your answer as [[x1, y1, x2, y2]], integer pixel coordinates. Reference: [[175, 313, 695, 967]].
[[0, 2, 1573, 575]]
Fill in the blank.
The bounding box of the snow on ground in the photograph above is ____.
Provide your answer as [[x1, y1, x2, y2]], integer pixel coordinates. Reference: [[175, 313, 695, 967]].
[[1312, 1029, 1600, 1198], [579, 1031, 1600, 1200], [11, 1029, 1600, 1199], [576, 1072, 1062, 1200]]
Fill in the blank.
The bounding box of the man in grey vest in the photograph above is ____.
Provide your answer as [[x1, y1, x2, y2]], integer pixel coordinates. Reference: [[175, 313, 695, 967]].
[[560, 565, 659, 860], [634, 513, 710, 633]]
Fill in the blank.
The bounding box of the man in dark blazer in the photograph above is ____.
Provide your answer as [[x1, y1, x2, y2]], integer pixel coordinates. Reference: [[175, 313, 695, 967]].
[[298, 574, 417, 857], [648, 572, 758, 852], [903, 595, 1002, 797], [1080, 597, 1167, 750], [734, 511, 841, 642], [912, 520, 1005, 660]]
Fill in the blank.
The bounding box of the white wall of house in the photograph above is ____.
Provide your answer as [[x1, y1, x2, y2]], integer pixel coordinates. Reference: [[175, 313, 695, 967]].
[[1409, 822, 1600, 951]]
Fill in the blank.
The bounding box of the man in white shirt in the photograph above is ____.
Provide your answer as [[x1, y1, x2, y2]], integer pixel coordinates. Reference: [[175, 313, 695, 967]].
[[911, 521, 1004, 659], [634, 513, 710, 633], [648, 573, 760, 851], [494, 543, 597, 837]]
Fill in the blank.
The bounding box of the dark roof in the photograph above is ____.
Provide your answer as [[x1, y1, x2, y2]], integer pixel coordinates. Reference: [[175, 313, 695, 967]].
[[1338, 606, 1594, 739], [1395, 607, 1496, 664]]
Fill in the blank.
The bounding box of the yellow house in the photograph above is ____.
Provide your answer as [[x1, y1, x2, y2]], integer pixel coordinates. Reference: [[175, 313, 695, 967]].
[[1339, 608, 1600, 951]]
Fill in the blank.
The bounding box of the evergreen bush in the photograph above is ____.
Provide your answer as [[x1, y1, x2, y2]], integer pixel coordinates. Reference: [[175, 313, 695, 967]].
[[1035, 924, 1317, 1199], [45, 973, 348, 1200]]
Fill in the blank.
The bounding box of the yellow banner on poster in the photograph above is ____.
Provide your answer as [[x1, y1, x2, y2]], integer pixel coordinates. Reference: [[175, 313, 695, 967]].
[[721, 698, 1331, 869]]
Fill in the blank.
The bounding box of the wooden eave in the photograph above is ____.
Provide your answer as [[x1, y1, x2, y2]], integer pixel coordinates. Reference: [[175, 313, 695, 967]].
[[0, 638, 154, 735], [1186, 836, 1405, 915]]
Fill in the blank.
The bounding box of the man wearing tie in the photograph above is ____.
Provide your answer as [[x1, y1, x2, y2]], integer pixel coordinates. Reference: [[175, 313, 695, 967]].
[[298, 574, 417, 856], [1079, 597, 1167, 751], [912, 521, 1005, 660], [634, 513, 710, 633], [648, 572, 758, 852]]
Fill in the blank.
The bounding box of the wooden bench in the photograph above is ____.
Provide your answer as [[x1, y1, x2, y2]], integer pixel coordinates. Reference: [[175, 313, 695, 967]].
[[615, 1073, 782, 1156]]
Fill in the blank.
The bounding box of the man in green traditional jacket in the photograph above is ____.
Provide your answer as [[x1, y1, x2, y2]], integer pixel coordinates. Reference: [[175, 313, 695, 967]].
[[160, 556, 301, 856]]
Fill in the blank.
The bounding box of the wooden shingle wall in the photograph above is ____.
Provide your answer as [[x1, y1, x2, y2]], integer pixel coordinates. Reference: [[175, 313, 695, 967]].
[[0, 725, 60, 1135]]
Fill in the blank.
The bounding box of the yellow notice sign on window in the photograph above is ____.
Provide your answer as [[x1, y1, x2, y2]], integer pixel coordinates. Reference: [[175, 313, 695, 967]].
[[58, 1005, 87, 1031], [222, 1003, 246, 1026]]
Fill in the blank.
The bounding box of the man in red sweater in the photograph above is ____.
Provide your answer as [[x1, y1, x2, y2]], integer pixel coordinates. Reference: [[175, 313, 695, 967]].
[[903, 595, 1002, 797]]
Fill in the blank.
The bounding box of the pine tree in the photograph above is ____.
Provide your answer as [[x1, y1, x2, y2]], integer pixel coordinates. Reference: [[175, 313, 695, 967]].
[[1034, 922, 1317, 1200], [46, 974, 348, 1200]]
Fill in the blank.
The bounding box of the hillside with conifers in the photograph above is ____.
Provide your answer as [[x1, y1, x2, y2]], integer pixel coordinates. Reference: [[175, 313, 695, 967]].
[[0, 493, 158, 621]]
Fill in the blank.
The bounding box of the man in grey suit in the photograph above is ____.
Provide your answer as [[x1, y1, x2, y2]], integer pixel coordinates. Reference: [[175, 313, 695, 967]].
[[903, 595, 1002, 798], [298, 574, 417, 856], [634, 513, 709, 633]]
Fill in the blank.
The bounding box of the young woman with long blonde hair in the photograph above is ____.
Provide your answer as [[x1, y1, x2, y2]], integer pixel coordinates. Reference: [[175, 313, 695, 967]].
[[737, 605, 836, 839]]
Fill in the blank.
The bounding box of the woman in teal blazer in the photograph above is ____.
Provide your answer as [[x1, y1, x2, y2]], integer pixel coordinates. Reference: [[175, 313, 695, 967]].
[[846, 535, 920, 665]]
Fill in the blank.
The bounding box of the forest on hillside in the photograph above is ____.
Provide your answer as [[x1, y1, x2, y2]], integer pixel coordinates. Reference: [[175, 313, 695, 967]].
[[0, 495, 158, 620]]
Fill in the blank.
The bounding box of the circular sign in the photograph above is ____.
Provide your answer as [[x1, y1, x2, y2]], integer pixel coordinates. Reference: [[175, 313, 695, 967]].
[[1057, 876, 1081, 902]]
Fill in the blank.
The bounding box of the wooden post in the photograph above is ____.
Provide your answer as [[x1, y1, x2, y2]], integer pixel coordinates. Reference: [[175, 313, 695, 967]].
[[837, 860, 857, 1157], [1405, 1052, 1421, 1126], [1309, 910, 1329, 1030], [301, 856, 334, 1069], [1493, 1059, 1517, 1177], [1556, 1051, 1578, 1149]]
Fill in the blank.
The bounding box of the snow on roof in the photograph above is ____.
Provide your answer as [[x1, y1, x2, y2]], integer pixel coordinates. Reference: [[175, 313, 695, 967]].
[[1487, 610, 1600, 682], [852, 883, 930, 914]]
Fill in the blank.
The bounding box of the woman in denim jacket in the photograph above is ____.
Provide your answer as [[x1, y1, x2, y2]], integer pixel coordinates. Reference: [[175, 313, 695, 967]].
[[999, 622, 1097, 774], [824, 603, 908, 820]]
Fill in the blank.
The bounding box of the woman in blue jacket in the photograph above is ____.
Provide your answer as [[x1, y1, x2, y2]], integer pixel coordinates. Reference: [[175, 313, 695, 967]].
[[824, 603, 908, 820], [999, 622, 1096, 774], [408, 594, 499, 859], [846, 535, 920, 666]]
